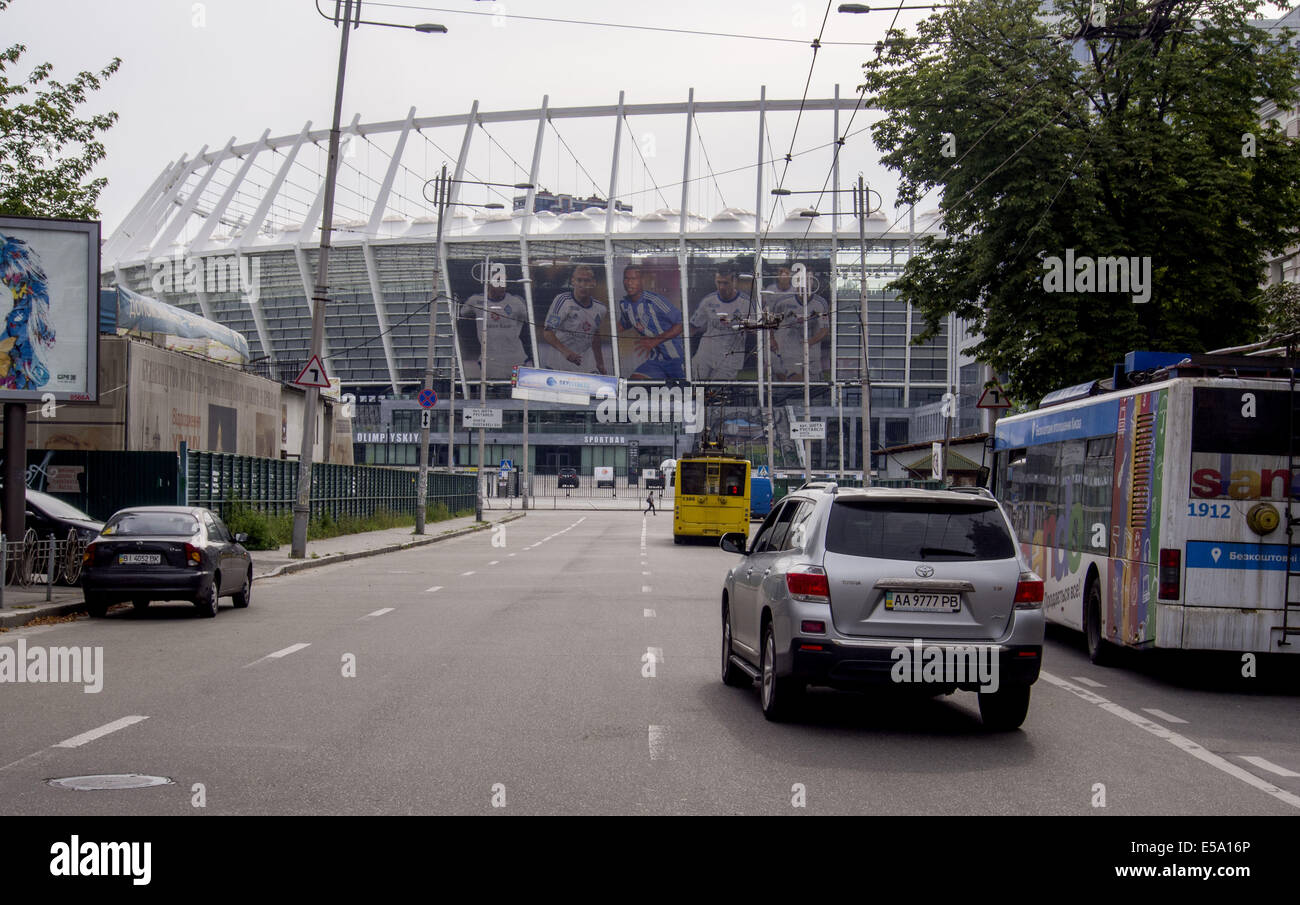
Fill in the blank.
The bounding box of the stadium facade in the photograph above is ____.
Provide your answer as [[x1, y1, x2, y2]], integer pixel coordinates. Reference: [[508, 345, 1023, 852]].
[[100, 93, 986, 477]]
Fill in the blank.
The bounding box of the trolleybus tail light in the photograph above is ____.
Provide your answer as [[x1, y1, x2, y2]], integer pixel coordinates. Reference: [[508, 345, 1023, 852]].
[[1158, 548, 1180, 600], [1013, 571, 1044, 608], [787, 566, 830, 603]]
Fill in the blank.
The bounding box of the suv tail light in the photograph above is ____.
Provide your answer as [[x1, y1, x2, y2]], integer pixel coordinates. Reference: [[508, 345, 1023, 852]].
[[1158, 548, 1180, 600], [787, 566, 830, 603], [1013, 571, 1044, 609]]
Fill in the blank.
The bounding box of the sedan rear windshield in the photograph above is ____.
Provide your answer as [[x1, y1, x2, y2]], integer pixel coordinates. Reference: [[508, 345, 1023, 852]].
[[826, 501, 1015, 562], [103, 512, 200, 537]]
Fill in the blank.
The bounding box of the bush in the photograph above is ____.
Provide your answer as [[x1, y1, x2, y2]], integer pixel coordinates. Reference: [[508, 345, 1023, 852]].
[[224, 496, 287, 550]]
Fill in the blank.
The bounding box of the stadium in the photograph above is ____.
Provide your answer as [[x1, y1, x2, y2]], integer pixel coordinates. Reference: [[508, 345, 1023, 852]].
[[99, 91, 983, 477]]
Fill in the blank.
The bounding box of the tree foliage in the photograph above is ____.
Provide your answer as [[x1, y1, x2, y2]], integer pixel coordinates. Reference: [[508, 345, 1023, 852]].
[[0, 0, 120, 220], [862, 0, 1300, 402]]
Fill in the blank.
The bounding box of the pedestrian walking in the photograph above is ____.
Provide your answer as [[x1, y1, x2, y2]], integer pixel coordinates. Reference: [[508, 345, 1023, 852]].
[[644, 491, 656, 515]]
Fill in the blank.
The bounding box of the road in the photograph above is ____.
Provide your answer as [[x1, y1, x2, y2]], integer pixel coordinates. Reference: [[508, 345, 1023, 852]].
[[1, 510, 1297, 815]]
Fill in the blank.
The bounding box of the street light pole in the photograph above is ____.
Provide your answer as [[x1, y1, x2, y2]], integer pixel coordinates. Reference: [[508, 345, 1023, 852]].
[[291, 0, 356, 559], [799, 264, 811, 482], [854, 175, 875, 487], [415, 163, 448, 534], [293, 2, 445, 557]]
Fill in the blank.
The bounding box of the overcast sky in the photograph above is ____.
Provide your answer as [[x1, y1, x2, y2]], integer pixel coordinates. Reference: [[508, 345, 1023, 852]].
[[6, 0, 935, 234]]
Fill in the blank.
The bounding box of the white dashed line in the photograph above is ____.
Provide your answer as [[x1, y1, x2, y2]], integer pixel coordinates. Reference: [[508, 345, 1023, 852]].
[[55, 715, 149, 749], [462, 571, 476, 576], [644, 608, 656, 618], [1141, 708, 1187, 724], [363, 608, 395, 619], [424, 586, 443, 593], [642, 585, 652, 593], [508, 553, 516, 557], [642, 571, 651, 576], [245, 643, 311, 667], [1040, 671, 1300, 810], [488, 560, 499, 565], [648, 725, 671, 761], [1070, 676, 1105, 688], [1239, 756, 1300, 778]]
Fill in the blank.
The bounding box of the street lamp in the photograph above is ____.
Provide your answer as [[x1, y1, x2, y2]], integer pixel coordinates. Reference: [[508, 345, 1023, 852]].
[[292, 0, 446, 559], [415, 169, 533, 532]]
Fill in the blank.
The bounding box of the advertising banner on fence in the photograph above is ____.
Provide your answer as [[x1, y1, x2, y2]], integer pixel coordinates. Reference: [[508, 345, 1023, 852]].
[[0, 216, 99, 402]]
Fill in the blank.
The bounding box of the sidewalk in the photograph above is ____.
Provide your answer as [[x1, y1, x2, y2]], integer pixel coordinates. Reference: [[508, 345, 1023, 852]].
[[0, 511, 525, 630]]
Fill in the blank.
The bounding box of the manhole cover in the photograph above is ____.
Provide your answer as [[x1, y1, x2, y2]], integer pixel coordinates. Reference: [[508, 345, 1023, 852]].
[[46, 774, 173, 791]]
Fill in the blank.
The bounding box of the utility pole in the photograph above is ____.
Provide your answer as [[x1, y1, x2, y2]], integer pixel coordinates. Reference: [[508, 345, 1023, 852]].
[[291, 0, 355, 559], [798, 263, 811, 482], [476, 255, 488, 522], [854, 175, 875, 487], [415, 164, 448, 534]]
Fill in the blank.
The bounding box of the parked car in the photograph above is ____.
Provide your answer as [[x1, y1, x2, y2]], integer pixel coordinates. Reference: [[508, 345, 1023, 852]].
[[557, 467, 580, 489], [24, 489, 104, 544], [82, 506, 253, 618], [718, 485, 1044, 729]]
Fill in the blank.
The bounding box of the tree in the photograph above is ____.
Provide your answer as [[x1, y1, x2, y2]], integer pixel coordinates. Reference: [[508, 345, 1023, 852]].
[[862, 0, 1300, 403], [0, 0, 120, 220]]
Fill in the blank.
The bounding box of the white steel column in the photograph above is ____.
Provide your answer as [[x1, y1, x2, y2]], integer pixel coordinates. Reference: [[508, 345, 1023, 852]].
[[366, 108, 416, 233], [148, 137, 236, 260], [238, 122, 312, 252], [191, 129, 270, 249], [603, 91, 626, 379], [297, 114, 361, 245], [293, 246, 331, 367], [677, 88, 695, 385], [362, 244, 402, 393], [447, 100, 481, 401], [517, 96, 548, 397], [102, 157, 181, 264]]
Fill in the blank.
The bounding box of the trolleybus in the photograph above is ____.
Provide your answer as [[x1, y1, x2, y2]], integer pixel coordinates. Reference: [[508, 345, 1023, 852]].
[[673, 449, 751, 543], [992, 352, 1299, 663]]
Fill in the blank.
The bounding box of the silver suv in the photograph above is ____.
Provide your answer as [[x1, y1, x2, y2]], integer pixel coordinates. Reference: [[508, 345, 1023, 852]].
[[719, 485, 1045, 729]]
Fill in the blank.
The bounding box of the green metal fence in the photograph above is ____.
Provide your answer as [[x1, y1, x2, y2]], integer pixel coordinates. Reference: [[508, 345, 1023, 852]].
[[186, 451, 476, 521]]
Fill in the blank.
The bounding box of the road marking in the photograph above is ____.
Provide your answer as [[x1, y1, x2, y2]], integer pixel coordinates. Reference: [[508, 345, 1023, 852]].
[[508, 553, 516, 557], [363, 607, 395, 619], [1040, 671, 1300, 810], [424, 586, 443, 593], [642, 585, 652, 593], [1070, 675, 1105, 688], [648, 725, 670, 761], [1141, 708, 1187, 724], [245, 643, 311, 667], [54, 715, 149, 749], [488, 560, 499, 565], [642, 571, 651, 576], [1240, 756, 1300, 778], [644, 608, 655, 618], [462, 571, 476, 576]]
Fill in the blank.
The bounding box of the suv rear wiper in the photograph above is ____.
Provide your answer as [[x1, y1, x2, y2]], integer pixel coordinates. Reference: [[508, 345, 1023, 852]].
[[919, 547, 976, 558]]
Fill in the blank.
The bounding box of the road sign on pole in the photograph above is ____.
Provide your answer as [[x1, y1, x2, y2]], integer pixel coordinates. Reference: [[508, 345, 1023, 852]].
[[418, 388, 438, 408], [976, 384, 1012, 410], [420, 409, 431, 429], [293, 355, 331, 390]]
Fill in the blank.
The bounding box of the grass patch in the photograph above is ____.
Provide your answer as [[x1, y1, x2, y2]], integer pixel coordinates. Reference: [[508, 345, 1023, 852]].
[[222, 495, 474, 550]]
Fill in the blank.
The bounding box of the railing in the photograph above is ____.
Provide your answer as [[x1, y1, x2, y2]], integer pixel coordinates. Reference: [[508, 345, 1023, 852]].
[[0, 530, 87, 605], [186, 451, 476, 521]]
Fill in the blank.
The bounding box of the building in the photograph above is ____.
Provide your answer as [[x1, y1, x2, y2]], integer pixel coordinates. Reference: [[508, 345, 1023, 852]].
[[99, 93, 981, 475]]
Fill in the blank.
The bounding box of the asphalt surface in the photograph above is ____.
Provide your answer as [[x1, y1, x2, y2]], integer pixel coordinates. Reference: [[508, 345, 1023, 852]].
[[1, 510, 1297, 815]]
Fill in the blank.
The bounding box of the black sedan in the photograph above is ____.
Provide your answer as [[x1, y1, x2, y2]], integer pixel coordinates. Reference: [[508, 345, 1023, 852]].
[[25, 488, 105, 544], [82, 506, 253, 618]]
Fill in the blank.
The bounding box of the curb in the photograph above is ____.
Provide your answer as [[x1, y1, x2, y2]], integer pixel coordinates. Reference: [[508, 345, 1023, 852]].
[[0, 513, 526, 630], [253, 512, 526, 581]]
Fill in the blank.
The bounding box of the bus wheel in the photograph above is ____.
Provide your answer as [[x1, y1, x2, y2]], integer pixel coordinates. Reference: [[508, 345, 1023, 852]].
[[1084, 578, 1115, 666]]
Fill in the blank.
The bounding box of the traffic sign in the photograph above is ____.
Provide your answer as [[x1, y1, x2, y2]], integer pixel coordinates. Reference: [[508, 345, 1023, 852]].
[[420, 409, 431, 429], [463, 408, 502, 428], [293, 355, 331, 389], [790, 420, 826, 441], [500, 459, 513, 471], [755, 465, 770, 478], [418, 388, 438, 408], [977, 383, 1012, 410]]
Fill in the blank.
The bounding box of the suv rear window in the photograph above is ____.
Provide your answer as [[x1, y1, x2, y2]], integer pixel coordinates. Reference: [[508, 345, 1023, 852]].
[[825, 500, 1015, 562]]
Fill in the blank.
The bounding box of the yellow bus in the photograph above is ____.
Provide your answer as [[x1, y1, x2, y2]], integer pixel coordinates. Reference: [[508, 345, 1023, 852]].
[[673, 453, 751, 544]]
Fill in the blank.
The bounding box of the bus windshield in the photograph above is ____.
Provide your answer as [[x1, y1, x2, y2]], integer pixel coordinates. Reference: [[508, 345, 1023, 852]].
[[679, 461, 747, 496]]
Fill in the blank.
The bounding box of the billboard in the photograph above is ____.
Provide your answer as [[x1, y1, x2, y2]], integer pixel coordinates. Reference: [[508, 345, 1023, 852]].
[[531, 256, 612, 377], [759, 258, 831, 383], [685, 257, 755, 381], [612, 256, 685, 381], [450, 257, 533, 382], [0, 216, 99, 401]]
